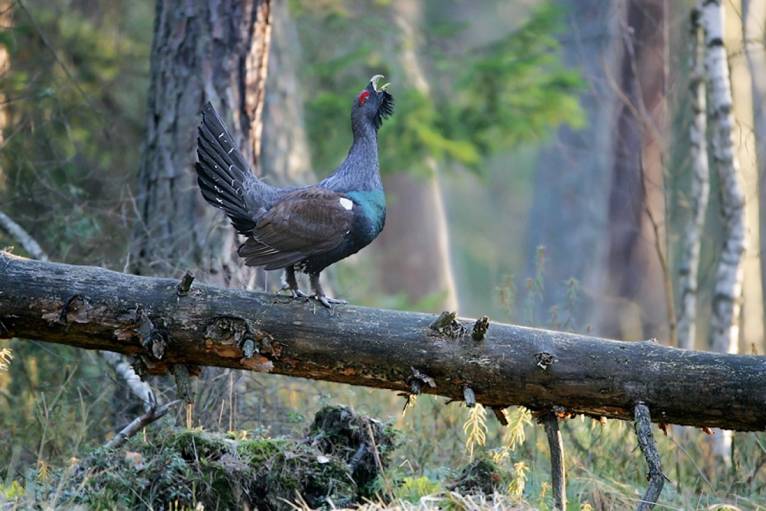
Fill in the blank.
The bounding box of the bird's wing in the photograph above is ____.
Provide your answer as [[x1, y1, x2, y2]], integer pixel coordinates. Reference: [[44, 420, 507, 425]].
[[196, 102, 280, 233], [238, 187, 354, 270]]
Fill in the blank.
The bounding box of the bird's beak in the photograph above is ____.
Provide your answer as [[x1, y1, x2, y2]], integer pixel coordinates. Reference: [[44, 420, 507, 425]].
[[369, 74, 390, 93]]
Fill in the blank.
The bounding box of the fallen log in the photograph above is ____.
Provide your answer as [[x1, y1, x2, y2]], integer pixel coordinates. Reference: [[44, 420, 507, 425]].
[[1, 252, 765, 431]]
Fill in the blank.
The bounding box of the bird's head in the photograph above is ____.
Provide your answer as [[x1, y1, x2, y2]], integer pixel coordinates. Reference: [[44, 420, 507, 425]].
[[351, 74, 394, 132]]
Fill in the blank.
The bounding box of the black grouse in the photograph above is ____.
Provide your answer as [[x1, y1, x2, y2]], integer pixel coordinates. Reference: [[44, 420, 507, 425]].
[[195, 75, 393, 307]]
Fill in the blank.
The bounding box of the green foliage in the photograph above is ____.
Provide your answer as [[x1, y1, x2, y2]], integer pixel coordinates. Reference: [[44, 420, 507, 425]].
[[26, 406, 401, 511], [0, 0, 152, 264], [393, 476, 442, 503], [294, 0, 583, 177], [443, 2, 584, 162]]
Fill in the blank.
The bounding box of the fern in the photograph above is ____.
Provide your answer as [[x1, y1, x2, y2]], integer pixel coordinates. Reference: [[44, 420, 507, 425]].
[[463, 404, 487, 459], [503, 407, 532, 451], [0, 348, 11, 371], [508, 461, 528, 497]]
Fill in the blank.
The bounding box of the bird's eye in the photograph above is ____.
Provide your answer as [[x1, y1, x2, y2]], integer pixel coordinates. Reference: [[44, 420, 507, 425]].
[[358, 90, 370, 106]]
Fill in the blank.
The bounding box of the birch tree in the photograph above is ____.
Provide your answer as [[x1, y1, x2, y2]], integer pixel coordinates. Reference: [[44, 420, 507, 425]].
[[702, 0, 747, 462], [725, 0, 764, 355], [676, 2, 710, 352]]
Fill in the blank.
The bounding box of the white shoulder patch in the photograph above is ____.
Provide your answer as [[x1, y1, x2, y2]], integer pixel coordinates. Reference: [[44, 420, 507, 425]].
[[339, 197, 354, 211]]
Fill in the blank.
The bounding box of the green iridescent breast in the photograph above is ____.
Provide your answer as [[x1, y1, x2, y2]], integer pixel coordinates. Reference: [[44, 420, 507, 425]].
[[347, 189, 386, 232]]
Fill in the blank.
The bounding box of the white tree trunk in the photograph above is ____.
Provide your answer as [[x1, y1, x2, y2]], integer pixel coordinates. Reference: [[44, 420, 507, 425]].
[[725, 0, 764, 356], [676, 2, 710, 352], [702, 0, 747, 462]]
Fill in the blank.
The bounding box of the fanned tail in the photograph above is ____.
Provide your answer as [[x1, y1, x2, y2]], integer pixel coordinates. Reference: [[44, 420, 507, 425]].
[[195, 102, 266, 234]]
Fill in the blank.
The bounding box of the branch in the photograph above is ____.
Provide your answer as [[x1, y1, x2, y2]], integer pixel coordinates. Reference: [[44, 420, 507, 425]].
[[634, 402, 666, 510], [0, 210, 47, 261], [100, 351, 155, 412], [542, 412, 566, 510], [104, 399, 181, 449], [2, 253, 766, 431], [0, 212, 157, 409]]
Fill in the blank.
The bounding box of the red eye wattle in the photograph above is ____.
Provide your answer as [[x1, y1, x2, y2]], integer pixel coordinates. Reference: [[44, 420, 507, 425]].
[[358, 90, 370, 106]]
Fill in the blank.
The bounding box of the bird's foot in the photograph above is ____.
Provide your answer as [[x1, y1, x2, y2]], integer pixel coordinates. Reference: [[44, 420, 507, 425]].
[[279, 284, 308, 301], [311, 295, 347, 309]]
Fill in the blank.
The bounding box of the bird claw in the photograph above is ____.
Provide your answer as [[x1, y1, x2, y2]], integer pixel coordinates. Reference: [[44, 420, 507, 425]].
[[278, 285, 308, 302], [311, 295, 347, 309]]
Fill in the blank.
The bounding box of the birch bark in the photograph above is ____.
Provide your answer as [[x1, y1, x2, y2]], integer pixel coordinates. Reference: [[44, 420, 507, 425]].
[[702, 0, 747, 462], [703, 1, 746, 358], [676, 2, 710, 352]]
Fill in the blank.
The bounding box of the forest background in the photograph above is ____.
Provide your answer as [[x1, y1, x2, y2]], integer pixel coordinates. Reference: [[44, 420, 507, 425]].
[[1, 0, 766, 509]]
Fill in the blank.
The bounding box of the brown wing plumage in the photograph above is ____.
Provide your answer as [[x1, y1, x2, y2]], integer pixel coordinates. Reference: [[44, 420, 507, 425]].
[[238, 187, 353, 270]]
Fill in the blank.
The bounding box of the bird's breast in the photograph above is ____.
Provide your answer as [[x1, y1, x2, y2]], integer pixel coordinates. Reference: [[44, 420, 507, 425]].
[[346, 189, 386, 235]]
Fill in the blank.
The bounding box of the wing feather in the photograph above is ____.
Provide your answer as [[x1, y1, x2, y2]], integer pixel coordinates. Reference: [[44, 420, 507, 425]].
[[237, 187, 353, 270]]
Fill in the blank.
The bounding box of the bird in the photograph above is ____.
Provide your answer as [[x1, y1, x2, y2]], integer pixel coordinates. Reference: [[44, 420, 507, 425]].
[[195, 75, 393, 308]]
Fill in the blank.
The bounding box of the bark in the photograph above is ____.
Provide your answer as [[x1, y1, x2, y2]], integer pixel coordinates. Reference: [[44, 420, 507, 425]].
[[725, 0, 764, 355], [374, 0, 458, 311], [677, 2, 710, 352], [130, 0, 271, 288], [527, 0, 624, 320], [598, 0, 670, 342], [746, 0, 766, 319], [703, 2, 746, 357], [260, 0, 312, 188], [2, 253, 766, 432], [703, 0, 748, 462]]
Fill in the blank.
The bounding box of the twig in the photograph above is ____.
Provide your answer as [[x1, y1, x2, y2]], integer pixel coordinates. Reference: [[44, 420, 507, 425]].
[[0, 209, 47, 261], [634, 402, 666, 510], [176, 271, 195, 296], [104, 400, 181, 449], [542, 411, 566, 510], [491, 406, 508, 426], [463, 386, 476, 407], [472, 315, 489, 341], [101, 351, 155, 412]]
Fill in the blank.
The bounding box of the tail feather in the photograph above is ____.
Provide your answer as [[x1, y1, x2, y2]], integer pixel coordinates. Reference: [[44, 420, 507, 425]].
[[195, 102, 269, 234], [198, 102, 252, 177]]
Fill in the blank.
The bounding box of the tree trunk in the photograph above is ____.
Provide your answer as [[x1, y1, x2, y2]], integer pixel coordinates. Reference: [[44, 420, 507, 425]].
[[260, 0, 312, 188], [744, 1, 766, 338], [677, 1, 710, 352], [130, 0, 271, 289], [2, 253, 766, 432], [526, 0, 625, 321], [702, 0, 748, 462], [597, 0, 670, 342], [725, 0, 764, 356], [374, 0, 458, 311]]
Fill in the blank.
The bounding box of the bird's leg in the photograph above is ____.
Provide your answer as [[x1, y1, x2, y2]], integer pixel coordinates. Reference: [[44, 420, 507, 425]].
[[280, 267, 306, 299], [310, 273, 347, 309]]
